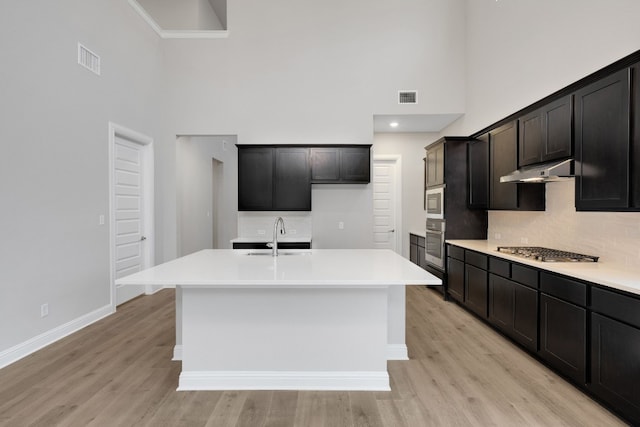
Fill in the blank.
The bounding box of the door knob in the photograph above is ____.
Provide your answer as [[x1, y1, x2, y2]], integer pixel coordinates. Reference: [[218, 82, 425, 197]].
[[389, 229, 395, 233], [140, 236, 147, 241]]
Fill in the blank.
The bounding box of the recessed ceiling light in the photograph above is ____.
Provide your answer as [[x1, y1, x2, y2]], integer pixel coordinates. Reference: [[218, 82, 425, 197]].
[[390, 122, 399, 128]]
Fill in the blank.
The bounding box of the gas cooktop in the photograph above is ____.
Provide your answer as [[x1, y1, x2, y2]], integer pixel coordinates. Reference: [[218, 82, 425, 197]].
[[496, 246, 599, 262]]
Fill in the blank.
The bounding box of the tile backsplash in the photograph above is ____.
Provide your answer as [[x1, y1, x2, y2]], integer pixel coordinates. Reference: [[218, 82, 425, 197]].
[[488, 179, 640, 270], [238, 212, 312, 239]]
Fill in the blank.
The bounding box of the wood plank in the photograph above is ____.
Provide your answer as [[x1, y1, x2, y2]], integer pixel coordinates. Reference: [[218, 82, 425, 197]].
[[0, 287, 626, 426]]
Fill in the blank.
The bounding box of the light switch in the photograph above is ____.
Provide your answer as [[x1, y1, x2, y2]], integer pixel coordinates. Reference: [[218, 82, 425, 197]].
[[338, 222, 344, 230]]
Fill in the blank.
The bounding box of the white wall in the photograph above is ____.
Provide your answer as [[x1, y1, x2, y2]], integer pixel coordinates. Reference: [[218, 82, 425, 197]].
[[373, 133, 441, 257], [0, 0, 163, 356], [446, 0, 640, 137], [176, 136, 237, 255], [440, 0, 640, 269], [157, 0, 466, 256]]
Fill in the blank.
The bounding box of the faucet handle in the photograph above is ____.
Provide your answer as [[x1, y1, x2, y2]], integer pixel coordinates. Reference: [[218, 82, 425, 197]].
[[266, 243, 274, 248]]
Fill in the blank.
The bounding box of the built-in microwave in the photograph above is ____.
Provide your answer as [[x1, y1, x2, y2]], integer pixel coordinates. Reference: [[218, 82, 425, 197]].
[[426, 187, 444, 219]]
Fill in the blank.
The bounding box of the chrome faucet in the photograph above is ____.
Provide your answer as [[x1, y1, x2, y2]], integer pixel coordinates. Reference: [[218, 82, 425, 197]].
[[269, 217, 286, 256]]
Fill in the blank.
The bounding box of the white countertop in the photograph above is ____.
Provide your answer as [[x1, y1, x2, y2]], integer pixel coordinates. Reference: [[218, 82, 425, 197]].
[[116, 249, 441, 288], [231, 236, 312, 243], [447, 240, 640, 296]]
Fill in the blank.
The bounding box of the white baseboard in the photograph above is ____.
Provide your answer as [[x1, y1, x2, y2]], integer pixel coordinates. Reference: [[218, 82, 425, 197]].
[[0, 304, 114, 370], [387, 344, 409, 360], [178, 370, 390, 391], [173, 344, 182, 361]]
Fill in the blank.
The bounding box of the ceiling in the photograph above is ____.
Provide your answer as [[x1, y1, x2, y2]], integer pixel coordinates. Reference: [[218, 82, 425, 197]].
[[373, 114, 463, 133]]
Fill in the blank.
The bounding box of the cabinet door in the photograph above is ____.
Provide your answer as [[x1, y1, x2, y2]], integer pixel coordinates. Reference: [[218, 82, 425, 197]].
[[539, 294, 586, 384], [519, 110, 544, 167], [409, 240, 418, 265], [542, 95, 573, 162], [310, 147, 340, 181], [274, 147, 311, 211], [488, 274, 513, 331], [575, 68, 630, 210], [426, 142, 444, 188], [632, 62, 640, 209], [512, 282, 538, 351], [238, 147, 274, 210], [489, 122, 519, 209], [468, 135, 489, 209], [447, 257, 465, 302], [590, 313, 640, 424], [465, 264, 487, 318], [340, 147, 370, 182]]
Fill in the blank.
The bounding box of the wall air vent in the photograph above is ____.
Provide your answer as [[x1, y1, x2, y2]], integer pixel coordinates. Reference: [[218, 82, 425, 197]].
[[398, 91, 417, 104], [78, 43, 101, 76]]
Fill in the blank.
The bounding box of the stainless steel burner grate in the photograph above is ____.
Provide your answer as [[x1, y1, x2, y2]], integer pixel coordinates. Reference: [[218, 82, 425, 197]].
[[496, 246, 599, 262]]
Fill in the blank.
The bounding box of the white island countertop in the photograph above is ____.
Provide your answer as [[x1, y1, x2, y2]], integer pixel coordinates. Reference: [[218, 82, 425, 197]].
[[116, 249, 441, 288], [447, 240, 640, 296]]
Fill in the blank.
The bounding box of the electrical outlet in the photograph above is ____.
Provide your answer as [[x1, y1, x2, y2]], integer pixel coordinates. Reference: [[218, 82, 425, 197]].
[[41, 303, 49, 318], [257, 229, 266, 235], [289, 229, 297, 234], [520, 237, 529, 244], [338, 221, 344, 230], [494, 233, 501, 240], [99, 214, 105, 225]]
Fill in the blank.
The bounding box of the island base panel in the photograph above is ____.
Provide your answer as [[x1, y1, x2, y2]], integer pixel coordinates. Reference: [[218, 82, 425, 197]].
[[179, 286, 390, 391]]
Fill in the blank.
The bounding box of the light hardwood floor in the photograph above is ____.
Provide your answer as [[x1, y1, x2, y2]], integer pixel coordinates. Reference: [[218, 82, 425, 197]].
[[0, 286, 626, 426]]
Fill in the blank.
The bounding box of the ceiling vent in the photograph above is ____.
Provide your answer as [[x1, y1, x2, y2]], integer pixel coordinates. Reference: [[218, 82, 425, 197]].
[[78, 43, 101, 76], [398, 90, 417, 104]]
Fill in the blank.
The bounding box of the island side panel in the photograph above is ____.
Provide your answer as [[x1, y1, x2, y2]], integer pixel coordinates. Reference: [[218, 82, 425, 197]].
[[387, 285, 408, 360], [173, 286, 182, 361], [179, 286, 390, 390]]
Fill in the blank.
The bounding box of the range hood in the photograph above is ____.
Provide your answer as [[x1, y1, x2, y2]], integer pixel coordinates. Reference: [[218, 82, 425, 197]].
[[500, 159, 574, 183]]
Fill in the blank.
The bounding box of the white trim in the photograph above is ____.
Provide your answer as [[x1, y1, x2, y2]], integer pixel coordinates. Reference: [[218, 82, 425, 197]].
[[108, 122, 155, 309], [372, 155, 403, 255], [386, 344, 409, 360], [177, 370, 390, 391], [173, 344, 183, 361], [128, 0, 229, 39], [0, 305, 113, 369]]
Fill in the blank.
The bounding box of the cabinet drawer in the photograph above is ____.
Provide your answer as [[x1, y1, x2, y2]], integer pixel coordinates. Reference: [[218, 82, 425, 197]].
[[448, 245, 465, 261], [489, 257, 510, 278], [512, 264, 538, 289], [592, 287, 640, 329], [465, 250, 488, 270], [540, 272, 587, 307], [410, 234, 418, 245]]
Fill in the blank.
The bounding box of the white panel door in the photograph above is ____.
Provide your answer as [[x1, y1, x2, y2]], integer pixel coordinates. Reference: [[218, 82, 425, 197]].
[[114, 136, 146, 305], [372, 160, 398, 252]]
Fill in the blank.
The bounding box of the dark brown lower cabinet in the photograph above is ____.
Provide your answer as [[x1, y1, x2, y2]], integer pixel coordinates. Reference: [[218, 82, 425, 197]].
[[465, 264, 487, 318], [447, 257, 464, 302], [488, 274, 538, 351], [590, 313, 640, 424], [539, 293, 587, 384]]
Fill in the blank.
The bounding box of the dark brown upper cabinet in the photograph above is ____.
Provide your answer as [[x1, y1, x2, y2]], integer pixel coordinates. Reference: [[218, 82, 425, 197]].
[[489, 122, 545, 211], [310, 145, 371, 184], [238, 146, 311, 211], [574, 68, 630, 211], [468, 134, 489, 209], [426, 142, 445, 188], [518, 95, 573, 167]]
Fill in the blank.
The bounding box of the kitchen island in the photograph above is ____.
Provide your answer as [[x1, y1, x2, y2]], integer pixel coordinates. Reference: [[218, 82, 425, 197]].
[[115, 249, 440, 391]]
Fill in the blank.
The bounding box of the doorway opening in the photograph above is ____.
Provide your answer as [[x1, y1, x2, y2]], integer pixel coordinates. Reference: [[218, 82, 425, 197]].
[[176, 135, 237, 257]]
